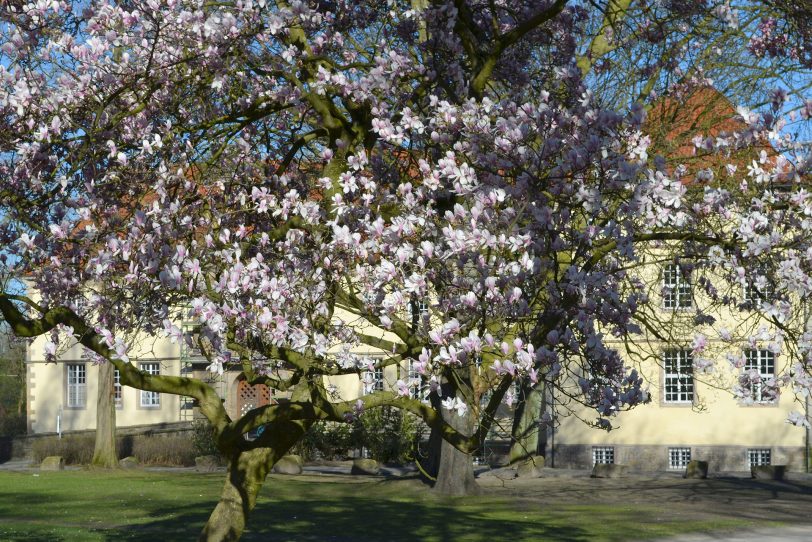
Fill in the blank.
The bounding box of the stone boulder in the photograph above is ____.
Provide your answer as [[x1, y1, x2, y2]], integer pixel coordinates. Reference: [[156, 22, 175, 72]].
[[683, 460, 708, 479], [351, 458, 380, 475], [272, 455, 303, 475], [120, 456, 140, 470], [752, 465, 786, 481], [194, 455, 220, 472], [477, 466, 518, 480], [516, 456, 545, 478], [590, 463, 627, 479], [40, 456, 65, 471]]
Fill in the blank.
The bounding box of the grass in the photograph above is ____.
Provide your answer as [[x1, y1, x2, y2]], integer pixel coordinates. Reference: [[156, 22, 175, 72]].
[[0, 470, 781, 541]]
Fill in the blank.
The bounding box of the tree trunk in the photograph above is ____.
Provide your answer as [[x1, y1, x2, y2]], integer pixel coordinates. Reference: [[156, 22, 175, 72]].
[[424, 370, 480, 496], [509, 380, 544, 464], [419, 419, 442, 481], [16, 350, 26, 416], [432, 400, 480, 495], [198, 420, 309, 542], [198, 448, 273, 542], [91, 360, 118, 468], [16, 367, 25, 415]]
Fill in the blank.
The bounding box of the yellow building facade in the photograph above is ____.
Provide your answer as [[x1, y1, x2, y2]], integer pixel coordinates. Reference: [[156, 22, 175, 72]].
[[24, 305, 402, 435], [550, 251, 809, 472], [24, 265, 810, 473]]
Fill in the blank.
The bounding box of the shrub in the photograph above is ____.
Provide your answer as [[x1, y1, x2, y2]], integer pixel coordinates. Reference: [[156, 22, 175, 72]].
[[31, 435, 95, 465], [191, 419, 222, 458], [298, 421, 360, 461], [296, 409, 425, 463], [358, 407, 423, 464], [130, 435, 196, 466], [0, 413, 26, 437], [32, 433, 197, 466]]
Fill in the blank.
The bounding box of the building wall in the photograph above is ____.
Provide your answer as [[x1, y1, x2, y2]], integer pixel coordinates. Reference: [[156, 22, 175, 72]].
[[25, 309, 395, 433], [26, 262, 809, 473], [27, 334, 184, 434], [324, 364, 402, 402], [552, 443, 805, 471], [550, 255, 809, 471], [551, 332, 809, 471]]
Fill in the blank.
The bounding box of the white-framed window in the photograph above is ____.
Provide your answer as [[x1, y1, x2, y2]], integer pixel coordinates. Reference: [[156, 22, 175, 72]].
[[664, 349, 694, 403], [363, 366, 384, 394], [409, 298, 430, 329], [663, 263, 692, 309], [743, 349, 775, 403], [407, 359, 420, 399], [668, 447, 691, 469], [593, 446, 615, 465], [114, 368, 122, 407], [743, 276, 772, 305], [139, 362, 161, 407], [748, 448, 771, 467], [66, 363, 87, 408]]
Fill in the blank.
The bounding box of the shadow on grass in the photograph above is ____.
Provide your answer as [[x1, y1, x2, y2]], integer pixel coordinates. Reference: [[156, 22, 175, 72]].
[[5, 472, 808, 542], [98, 495, 593, 542], [72, 476, 595, 542], [1, 472, 595, 542]]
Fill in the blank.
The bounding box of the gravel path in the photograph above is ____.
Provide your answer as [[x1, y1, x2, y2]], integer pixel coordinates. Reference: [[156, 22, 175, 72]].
[[659, 525, 811, 542]]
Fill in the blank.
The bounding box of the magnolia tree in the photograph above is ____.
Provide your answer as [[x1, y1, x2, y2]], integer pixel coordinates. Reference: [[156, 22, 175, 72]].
[[0, 1, 810, 541]]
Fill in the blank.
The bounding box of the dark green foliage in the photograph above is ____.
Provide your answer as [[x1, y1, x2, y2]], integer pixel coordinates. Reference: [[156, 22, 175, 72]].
[[359, 407, 422, 464], [0, 331, 26, 430], [191, 419, 222, 458], [0, 413, 25, 437], [295, 422, 350, 461], [298, 407, 425, 464], [297, 421, 359, 461]]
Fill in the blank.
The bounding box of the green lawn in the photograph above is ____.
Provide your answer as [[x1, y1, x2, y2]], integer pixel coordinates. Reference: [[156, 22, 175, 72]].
[[0, 470, 775, 541]]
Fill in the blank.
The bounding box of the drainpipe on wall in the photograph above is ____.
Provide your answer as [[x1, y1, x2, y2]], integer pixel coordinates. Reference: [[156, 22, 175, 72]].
[[805, 302, 810, 473], [550, 386, 555, 468], [806, 394, 810, 473]]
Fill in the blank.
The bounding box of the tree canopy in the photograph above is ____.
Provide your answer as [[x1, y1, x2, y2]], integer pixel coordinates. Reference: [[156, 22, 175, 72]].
[[1, 1, 810, 540]]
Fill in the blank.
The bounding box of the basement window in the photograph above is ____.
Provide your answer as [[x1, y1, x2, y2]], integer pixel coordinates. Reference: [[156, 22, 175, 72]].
[[668, 447, 691, 469], [748, 449, 771, 467], [592, 447, 615, 465]]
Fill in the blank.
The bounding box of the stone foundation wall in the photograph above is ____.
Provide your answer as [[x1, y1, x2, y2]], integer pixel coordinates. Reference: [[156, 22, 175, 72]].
[[551, 443, 807, 472]]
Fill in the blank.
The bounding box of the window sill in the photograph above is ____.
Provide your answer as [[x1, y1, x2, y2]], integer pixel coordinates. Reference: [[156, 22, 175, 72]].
[[739, 401, 778, 408]]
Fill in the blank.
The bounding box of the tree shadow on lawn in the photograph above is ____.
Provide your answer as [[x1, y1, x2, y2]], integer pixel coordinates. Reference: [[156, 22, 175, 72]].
[[100, 475, 758, 542], [100, 500, 592, 542], [98, 478, 598, 542], [2, 473, 780, 541]]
